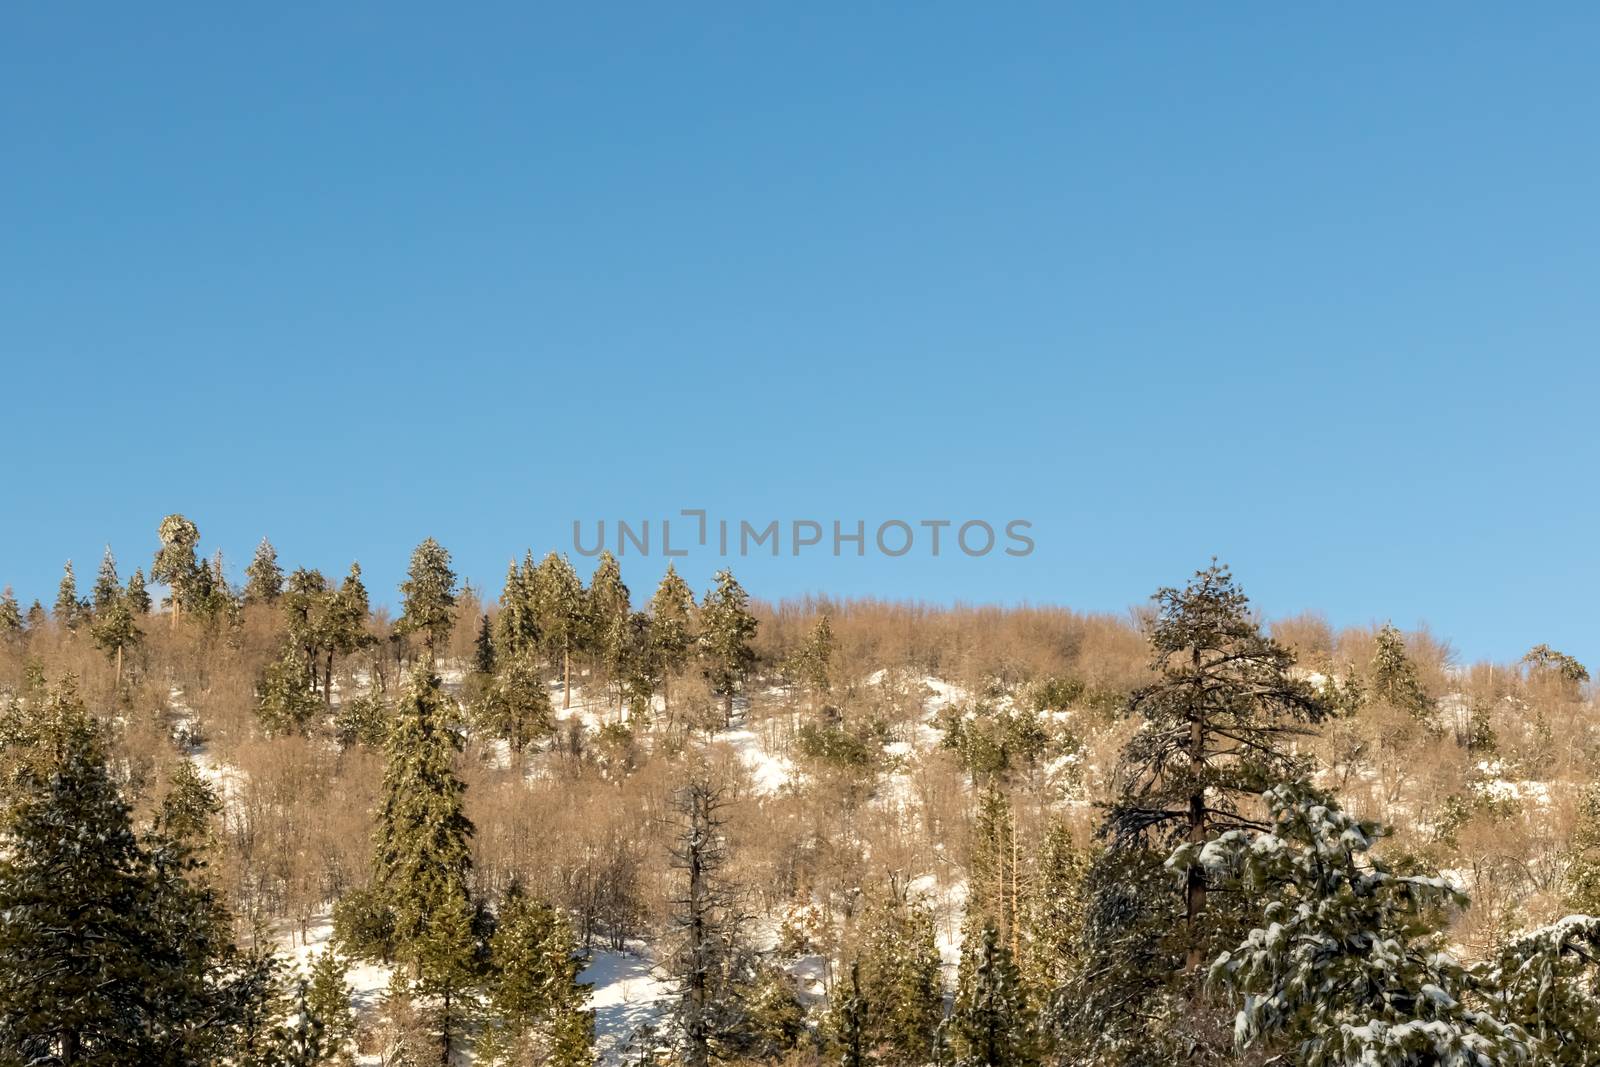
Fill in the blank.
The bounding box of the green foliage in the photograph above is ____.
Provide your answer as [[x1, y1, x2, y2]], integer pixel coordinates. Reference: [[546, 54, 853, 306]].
[[1524, 643, 1590, 687], [936, 702, 1052, 785], [1183, 779, 1530, 1065], [369, 664, 476, 996], [397, 537, 458, 657], [1565, 782, 1600, 915], [699, 569, 758, 721], [948, 920, 1038, 1067], [335, 689, 392, 750], [55, 558, 87, 630], [795, 713, 882, 773], [648, 564, 697, 683], [151, 513, 202, 619], [256, 643, 322, 736], [481, 884, 595, 1067], [1372, 622, 1436, 719], [0, 587, 21, 639], [244, 537, 285, 605], [125, 568, 152, 615], [90, 546, 121, 613], [1019, 823, 1087, 1011], [476, 652, 555, 753], [841, 891, 944, 1064]]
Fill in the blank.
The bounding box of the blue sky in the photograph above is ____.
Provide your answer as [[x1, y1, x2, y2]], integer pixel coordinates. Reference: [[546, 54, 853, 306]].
[[4, 5, 1597, 664]]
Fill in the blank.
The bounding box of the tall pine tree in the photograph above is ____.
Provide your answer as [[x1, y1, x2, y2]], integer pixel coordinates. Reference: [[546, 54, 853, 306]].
[[398, 538, 458, 660], [699, 570, 757, 727]]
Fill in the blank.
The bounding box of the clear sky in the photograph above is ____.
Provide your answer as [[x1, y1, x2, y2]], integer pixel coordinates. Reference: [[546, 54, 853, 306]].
[[4, 5, 1597, 664]]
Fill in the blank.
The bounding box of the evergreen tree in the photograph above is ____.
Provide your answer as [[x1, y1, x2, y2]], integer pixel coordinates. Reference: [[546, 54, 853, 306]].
[[398, 537, 458, 659], [25, 600, 46, 631], [586, 552, 632, 709], [968, 786, 1021, 950], [476, 652, 555, 755], [283, 568, 335, 698], [475, 613, 497, 675], [89, 592, 141, 687], [1184, 778, 1531, 1065], [0, 587, 23, 640], [304, 948, 356, 1064], [648, 564, 697, 712], [90, 545, 121, 615], [699, 569, 758, 727], [324, 563, 374, 706], [1018, 823, 1087, 1027], [151, 513, 201, 628], [257, 643, 322, 736], [125, 567, 152, 615], [493, 556, 538, 663], [1477, 915, 1600, 1064], [482, 884, 595, 1067], [55, 559, 86, 630], [244, 537, 285, 605], [829, 961, 869, 1067], [530, 552, 585, 710], [0, 681, 221, 1063], [1372, 621, 1435, 720], [413, 886, 482, 1065], [948, 920, 1038, 1067], [371, 664, 475, 951], [847, 889, 944, 1064], [1107, 562, 1326, 967], [788, 615, 835, 707], [1565, 782, 1600, 914]]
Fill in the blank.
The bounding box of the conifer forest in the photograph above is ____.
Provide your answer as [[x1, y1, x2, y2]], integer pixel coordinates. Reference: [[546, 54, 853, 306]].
[[2, 515, 1599, 1067]]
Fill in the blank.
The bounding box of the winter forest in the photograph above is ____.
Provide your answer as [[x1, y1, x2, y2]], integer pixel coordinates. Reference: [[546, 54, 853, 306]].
[[3, 513, 1600, 1067]]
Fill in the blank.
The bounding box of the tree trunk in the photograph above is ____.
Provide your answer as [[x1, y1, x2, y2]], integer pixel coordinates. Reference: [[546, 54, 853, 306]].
[[563, 646, 572, 709], [115, 645, 123, 688], [1185, 644, 1207, 969], [325, 650, 335, 707]]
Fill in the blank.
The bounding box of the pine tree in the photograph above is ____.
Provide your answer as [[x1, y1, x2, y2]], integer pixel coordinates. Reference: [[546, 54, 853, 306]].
[[398, 538, 458, 660], [1184, 778, 1531, 1065], [475, 613, 497, 675], [304, 948, 356, 1064], [244, 537, 285, 605], [948, 920, 1038, 1067], [968, 786, 1021, 950], [846, 889, 944, 1064], [530, 552, 586, 710], [477, 652, 555, 755], [1565, 782, 1600, 914], [586, 552, 632, 713], [90, 545, 121, 615], [1018, 824, 1087, 1015], [1372, 622, 1435, 720], [0, 587, 22, 640], [324, 562, 374, 706], [648, 564, 697, 712], [89, 592, 141, 687], [25, 600, 46, 631], [371, 665, 475, 951], [699, 569, 757, 727], [257, 643, 322, 736], [125, 567, 152, 615], [55, 559, 86, 630], [483, 884, 595, 1067], [0, 680, 223, 1063], [151, 513, 202, 628], [413, 887, 482, 1065], [830, 961, 869, 1067], [1107, 562, 1327, 968], [493, 556, 538, 663], [788, 615, 835, 708]]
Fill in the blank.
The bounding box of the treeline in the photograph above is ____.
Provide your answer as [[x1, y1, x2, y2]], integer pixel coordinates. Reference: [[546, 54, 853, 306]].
[[2, 516, 1600, 1066]]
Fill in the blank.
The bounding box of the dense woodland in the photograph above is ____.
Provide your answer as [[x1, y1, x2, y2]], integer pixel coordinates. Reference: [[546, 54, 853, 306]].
[[2, 514, 1600, 1066]]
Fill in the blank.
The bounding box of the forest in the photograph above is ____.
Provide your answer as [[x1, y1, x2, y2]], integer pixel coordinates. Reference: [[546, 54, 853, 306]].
[[2, 513, 1598, 1066]]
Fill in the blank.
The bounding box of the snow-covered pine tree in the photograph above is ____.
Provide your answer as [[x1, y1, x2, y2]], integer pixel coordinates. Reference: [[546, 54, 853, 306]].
[[699, 569, 757, 727], [1019, 823, 1088, 1017], [476, 651, 555, 755], [125, 567, 152, 614], [846, 888, 945, 1064], [492, 555, 538, 663], [151, 512, 201, 628], [530, 552, 586, 710], [474, 612, 497, 675], [968, 785, 1021, 951], [324, 562, 374, 705], [90, 590, 141, 687], [90, 545, 121, 614], [0, 587, 21, 639], [1372, 621, 1436, 720], [54, 559, 85, 630], [1177, 778, 1531, 1065], [397, 537, 458, 660], [1566, 782, 1600, 915], [482, 883, 595, 1067], [244, 536, 285, 605], [1476, 914, 1600, 1062], [370, 660, 477, 963], [257, 643, 322, 736], [0, 680, 228, 1063], [948, 919, 1039, 1067], [586, 551, 632, 714], [648, 564, 697, 713]]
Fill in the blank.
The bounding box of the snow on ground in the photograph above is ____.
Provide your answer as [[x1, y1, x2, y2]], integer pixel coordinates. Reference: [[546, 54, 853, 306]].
[[907, 874, 969, 985], [711, 725, 795, 795], [581, 946, 675, 1062]]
